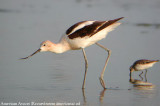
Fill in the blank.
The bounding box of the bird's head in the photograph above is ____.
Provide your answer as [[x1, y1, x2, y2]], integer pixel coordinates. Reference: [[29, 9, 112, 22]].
[[20, 40, 54, 59], [40, 40, 54, 52]]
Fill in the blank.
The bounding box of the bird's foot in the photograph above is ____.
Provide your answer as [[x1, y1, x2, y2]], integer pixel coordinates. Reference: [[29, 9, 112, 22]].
[[99, 77, 106, 89]]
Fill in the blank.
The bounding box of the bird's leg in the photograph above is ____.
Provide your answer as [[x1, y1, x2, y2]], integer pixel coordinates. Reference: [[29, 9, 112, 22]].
[[96, 43, 111, 89], [82, 48, 88, 89], [139, 75, 143, 81], [145, 69, 148, 81], [139, 71, 143, 77]]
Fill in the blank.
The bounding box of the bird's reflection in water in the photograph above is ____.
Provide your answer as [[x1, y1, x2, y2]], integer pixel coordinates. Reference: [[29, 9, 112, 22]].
[[81, 89, 107, 106], [99, 89, 107, 106], [82, 89, 87, 106], [129, 74, 155, 90], [82, 88, 124, 106]]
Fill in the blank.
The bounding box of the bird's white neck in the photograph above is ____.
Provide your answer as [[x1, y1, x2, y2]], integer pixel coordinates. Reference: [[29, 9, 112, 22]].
[[50, 39, 71, 54]]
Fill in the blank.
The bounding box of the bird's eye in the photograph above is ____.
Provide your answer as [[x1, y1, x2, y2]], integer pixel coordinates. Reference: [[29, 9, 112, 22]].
[[43, 44, 46, 46]]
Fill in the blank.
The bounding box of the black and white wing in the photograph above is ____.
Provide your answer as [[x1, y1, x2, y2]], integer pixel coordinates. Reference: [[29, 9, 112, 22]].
[[66, 17, 124, 39]]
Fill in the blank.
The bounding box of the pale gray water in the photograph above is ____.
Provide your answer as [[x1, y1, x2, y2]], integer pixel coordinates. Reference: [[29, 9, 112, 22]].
[[0, 0, 160, 106]]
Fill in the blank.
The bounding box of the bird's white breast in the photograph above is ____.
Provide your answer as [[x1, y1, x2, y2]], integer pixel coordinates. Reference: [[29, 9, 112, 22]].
[[135, 63, 154, 71]]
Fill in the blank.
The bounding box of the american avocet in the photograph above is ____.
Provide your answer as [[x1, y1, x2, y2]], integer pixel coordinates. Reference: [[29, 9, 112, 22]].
[[21, 17, 124, 89], [130, 59, 159, 77]]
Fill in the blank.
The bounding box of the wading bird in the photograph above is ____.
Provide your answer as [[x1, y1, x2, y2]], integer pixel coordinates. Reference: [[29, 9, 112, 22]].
[[130, 59, 159, 77], [21, 17, 124, 89]]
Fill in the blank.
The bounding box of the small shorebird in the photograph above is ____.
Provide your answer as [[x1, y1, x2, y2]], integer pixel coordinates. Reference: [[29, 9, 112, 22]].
[[21, 17, 124, 89], [130, 59, 159, 77]]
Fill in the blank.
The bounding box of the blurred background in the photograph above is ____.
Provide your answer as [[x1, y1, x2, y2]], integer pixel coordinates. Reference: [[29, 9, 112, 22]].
[[0, 0, 160, 106]]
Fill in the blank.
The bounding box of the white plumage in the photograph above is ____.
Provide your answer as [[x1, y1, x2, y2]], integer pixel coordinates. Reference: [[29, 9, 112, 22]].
[[21, 17, 124, 89]]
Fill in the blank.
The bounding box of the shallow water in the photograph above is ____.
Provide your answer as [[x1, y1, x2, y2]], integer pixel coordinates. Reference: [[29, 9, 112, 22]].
[[0, 0, 160, 106]]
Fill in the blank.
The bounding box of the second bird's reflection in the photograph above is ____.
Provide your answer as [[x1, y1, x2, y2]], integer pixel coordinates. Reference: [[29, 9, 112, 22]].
[[129, 74, 155, 90]]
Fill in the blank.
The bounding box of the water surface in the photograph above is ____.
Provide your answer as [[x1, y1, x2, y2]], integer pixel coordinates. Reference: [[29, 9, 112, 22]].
[[0, 0, 160, 106]]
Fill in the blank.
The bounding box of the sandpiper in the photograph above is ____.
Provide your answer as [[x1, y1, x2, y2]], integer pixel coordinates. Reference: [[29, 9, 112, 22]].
[[21, 17, 124, 89], [130, 59, 159, 77]]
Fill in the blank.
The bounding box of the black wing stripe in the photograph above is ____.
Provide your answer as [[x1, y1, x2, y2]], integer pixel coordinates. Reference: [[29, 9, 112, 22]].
[[67, 17, 124, 39], [68, 21, 105, 39], [66, 21, 88, 35]]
